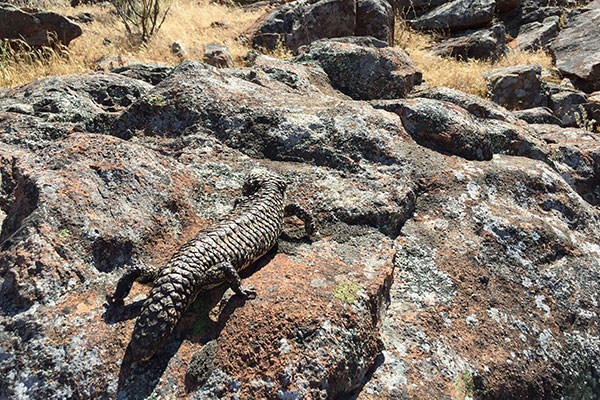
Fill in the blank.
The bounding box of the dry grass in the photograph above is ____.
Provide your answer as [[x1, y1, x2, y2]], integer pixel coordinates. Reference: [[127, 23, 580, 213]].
[[395, 18, 554, 97], [2, 4, 555, 96], [2, 0, 264, 88]]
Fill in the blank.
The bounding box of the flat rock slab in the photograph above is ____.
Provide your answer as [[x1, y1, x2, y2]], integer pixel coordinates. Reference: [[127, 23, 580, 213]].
[[359, 155, 600, 399], [549, 7, 600, 92], [293, 37, 423, 100], [429, 24, 507, 61], [411, 0, 496, 31], [0, 133, 406, 398]]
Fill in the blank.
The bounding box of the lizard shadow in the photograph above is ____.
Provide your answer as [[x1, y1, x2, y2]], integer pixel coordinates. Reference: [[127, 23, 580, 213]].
[[111, 247, 279, 399]]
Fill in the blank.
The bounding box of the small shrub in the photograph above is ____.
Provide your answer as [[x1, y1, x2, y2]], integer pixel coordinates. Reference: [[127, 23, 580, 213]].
[[1, 39, 9, 88], [574, 105, 597, 132], [111, 0, 173, 42]]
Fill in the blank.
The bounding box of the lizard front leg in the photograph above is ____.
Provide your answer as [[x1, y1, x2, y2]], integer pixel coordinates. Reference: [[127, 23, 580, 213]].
[[107, 264, 158, 305], [284, 203, 316, 237]]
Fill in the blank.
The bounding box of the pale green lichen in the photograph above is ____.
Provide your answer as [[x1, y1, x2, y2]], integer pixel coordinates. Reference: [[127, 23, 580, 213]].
[[332, 282, 362, 304], [453, 368, 474, 400], [149, 94, 167, 107]]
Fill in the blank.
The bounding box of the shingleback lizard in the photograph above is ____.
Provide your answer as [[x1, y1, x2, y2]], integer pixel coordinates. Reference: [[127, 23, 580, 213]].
[[107, 169, 314, 361]]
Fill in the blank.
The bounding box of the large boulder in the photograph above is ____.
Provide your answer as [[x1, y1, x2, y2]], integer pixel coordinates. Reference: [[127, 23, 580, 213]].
[[429, 23, 507, 61], [244, 0, 356, 53], [1, 53, 600, 400], [355, 0, 395, 44], [512, 15, 560, 51], [484, 64, 548, 110], [546, 82, 589, 127], [0, 2, 82, 48], [549, 6, 600, 92], [293, 37, 422, 100], [244, 0, 396, 52], [0, 72, 152, 149], [501, 5, 563, 37], [411, 0, 496, 31]]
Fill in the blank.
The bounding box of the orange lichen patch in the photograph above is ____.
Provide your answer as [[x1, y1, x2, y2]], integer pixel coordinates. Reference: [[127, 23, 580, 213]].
[[210, 238, 393, 397], [374, 155, 599, 399]]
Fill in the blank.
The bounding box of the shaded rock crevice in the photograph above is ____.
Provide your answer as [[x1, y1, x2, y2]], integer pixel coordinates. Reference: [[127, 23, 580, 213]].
[[0, 161, 39, 250]]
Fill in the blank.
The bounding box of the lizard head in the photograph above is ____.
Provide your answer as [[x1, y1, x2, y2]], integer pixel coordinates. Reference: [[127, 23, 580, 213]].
[[243, 168, 287, 196]]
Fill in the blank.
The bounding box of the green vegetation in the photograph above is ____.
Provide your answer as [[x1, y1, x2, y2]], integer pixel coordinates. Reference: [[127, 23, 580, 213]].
[[575, 105, 597, 132], [332, 282, 362, 304], [149, 94, 167, 107], [0, 39, 9, 88], [453, 368, 475, 400]]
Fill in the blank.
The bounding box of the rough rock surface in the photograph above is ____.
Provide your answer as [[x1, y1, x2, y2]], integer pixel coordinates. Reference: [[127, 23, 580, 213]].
[[293, 37, 423, 100], [0, 2, 82, 48], [395, 0, 449, 13], [203, 43, 234, 68], [546, 83, 588, 127], [0, 72, 152, 149], [502, 5, 563, 37], [1, 50, 600, 400], [429, 24, 507, 61], [513, 106, 562, 125], [484, 64, 548, 110], [513, 15, 559, 51], [411, 0, 496, 31], [530, 123, 600, 205], [355, 0, 395, 44], [549, 6, 600, 92], [111, 63, 174, 86], [245, 0, 356, 53]]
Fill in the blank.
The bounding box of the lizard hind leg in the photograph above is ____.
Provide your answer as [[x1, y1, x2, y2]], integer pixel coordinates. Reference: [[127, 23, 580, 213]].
[[284, 203, 316, 237], [107, 263, 158, 305], [216, 261, 256, 299]]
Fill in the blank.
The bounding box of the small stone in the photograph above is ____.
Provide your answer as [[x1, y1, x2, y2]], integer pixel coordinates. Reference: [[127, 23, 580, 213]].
[[95, 55, 131, 71], [210, 19, 230, 28], [171, 40, 187, 58], [203, 43, 234, 68]]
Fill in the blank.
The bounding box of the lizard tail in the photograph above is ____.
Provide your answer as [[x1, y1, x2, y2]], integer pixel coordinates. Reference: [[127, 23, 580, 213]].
[[129, 277, 191, 361]]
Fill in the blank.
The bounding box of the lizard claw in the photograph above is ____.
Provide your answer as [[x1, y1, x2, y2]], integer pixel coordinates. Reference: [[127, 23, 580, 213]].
[[105, 294, 124, 306], [241, 285, 257, 299]]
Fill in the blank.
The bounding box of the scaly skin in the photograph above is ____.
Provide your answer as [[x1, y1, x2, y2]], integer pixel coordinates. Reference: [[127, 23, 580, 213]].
[[107, 169, 314, 361]]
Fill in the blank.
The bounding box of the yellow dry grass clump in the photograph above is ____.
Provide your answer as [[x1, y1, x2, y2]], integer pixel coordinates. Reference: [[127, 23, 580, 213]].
[[394, 19, 554, 96], [2, 0, 264, 88]]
